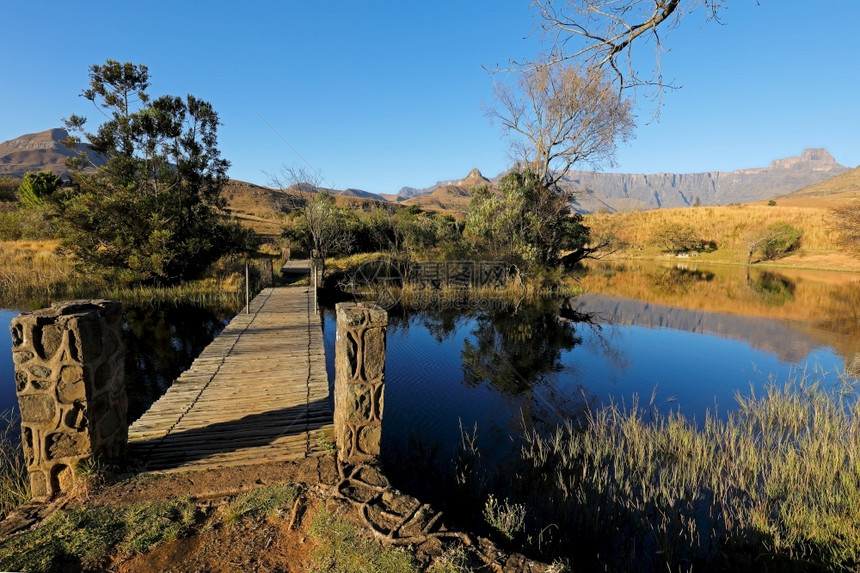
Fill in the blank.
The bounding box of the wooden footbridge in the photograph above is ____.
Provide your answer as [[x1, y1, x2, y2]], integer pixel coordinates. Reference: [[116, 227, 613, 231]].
[[127, 281, 333, 473]]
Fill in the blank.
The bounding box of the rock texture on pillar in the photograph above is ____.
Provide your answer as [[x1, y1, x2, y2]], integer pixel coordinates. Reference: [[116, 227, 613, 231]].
[[334, 303, 387, 463], [10, 300, 126, 499]]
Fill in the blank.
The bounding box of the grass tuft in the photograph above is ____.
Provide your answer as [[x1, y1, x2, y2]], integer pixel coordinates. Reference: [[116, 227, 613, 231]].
[[483, 494, 526, 541], [223, 483, 298, 523], [308, 508, 418, 573], [0, 498, 197, 572], [515, 376, 860, 570], [0, 410, 29, 520]]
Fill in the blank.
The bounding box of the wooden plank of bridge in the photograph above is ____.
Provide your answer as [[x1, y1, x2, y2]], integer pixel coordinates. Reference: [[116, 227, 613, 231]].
[[127, 286, 333, 473]]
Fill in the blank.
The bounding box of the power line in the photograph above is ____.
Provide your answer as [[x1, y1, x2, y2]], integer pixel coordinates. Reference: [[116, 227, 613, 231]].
[[255, 111, 332, 188]]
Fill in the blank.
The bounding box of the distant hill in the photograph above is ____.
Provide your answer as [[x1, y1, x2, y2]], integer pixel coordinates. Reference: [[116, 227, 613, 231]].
[[0, 128, 106, 176], [561, 149, 849, 213], [338, 188, 387, 201], [383, 168, 491, 202], [4, 129, 852, 216], [383, 151, 848, 214], [399, 168, 489, 216], [223, 180, 388, 238], [768, 165, 860, 208]]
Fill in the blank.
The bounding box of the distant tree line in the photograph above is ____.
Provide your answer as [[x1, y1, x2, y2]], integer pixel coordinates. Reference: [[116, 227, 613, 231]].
[[278, 168, 596, 273]]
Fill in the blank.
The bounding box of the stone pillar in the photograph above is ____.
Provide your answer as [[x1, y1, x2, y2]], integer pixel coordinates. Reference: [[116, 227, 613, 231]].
[[9, 300, 126, 499], [334, 303, 387, 463], [259, 258, 274, 288]]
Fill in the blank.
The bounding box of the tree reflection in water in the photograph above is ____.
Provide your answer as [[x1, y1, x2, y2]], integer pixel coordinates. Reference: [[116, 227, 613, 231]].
[[123, 303, 235, 423], [747, 270, 796, 306]]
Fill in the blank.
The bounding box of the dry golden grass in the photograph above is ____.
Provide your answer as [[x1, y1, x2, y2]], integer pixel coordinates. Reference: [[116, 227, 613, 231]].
[[0, 240, 247, 309], [585, 203, 860, 270]]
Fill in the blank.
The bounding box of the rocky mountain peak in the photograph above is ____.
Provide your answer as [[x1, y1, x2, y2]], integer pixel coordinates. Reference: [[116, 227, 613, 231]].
[[800, 148, 836, 163], [1, 128, 70, 150], [457, 168, 488, 188], [0, 128, 104, 176], [767, 148, 839, 171]]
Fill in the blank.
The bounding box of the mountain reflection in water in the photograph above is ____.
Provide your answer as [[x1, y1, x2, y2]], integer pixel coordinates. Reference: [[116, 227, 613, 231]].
[[321, 262, 859, 486]]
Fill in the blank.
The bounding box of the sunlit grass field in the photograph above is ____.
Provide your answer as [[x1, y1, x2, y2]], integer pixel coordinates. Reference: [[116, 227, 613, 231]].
[[585, 203, 859, 270]]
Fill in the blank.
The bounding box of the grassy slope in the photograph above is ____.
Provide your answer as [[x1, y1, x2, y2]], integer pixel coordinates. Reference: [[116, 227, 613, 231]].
[[585, 201, 860, 272]]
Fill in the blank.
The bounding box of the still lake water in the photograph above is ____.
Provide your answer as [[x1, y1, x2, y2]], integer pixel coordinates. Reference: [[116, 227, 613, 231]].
[[2, 261, 859, 473], [320, 261, 860, 484], [0, 303, 233, 430]]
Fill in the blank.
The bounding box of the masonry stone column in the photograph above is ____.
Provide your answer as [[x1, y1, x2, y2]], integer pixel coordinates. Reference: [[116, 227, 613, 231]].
[[334, 303, 387, 463], [9, 300, 126, 499]]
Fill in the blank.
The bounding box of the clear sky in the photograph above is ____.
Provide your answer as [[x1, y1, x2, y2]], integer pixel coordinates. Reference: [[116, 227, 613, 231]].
[[1, 1, 857, 194]]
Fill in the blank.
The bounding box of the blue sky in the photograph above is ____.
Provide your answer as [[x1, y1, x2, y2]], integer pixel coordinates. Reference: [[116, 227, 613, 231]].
[[1, 1, 857, 194]]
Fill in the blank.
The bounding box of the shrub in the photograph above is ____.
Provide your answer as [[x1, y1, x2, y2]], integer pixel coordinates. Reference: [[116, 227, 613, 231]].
[[832, 202, 860, 252], [654, 222, 703, 254], [748, 222, 802, 262], [17, 171, 61, 206], [0, 177, 19, 202]]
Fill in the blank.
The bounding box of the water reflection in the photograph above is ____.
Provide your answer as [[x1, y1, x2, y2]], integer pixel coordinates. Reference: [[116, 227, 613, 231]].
[[580, 260, 860, 369], [122, 304, 234, 422], [461, 300, 583, 395], [747, 270, 796, 306], [321, 265, 860, 539], [0, 303, 234, 425]]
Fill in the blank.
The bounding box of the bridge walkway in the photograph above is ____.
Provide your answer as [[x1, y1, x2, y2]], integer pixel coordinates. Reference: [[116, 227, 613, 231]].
[[127, 286, 332, 473]]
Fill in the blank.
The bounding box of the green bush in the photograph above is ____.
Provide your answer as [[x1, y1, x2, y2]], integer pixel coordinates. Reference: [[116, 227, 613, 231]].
[[18, 171, 62, 206], [0, 205, 57, 240], [749, 222, 802, 262], [0, 177, 19, 202]]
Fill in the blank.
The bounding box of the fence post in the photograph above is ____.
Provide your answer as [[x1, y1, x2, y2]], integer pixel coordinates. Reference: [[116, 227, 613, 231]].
[[245, 261, 250, 314], [334, 302, 387, 463], [10, 300, 126, 500]]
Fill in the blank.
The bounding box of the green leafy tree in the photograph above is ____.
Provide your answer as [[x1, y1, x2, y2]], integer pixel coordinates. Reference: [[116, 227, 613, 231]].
[[17, 171, 62, 206], [59, 60, 255, 283], [747, 223, 802, 264], [464, 169, 589, 267], [281, 191, 353, 259]]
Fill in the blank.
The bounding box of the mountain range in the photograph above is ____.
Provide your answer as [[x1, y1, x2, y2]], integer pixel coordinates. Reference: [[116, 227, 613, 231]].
[[1, 129, 852, 213], [0, 128, 105, 176]]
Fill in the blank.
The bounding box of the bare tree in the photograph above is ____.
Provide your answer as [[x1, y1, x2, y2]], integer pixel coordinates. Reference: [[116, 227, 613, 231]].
[[530, 0, 727, 99], [489, 64, 634, 188], [269, 165, 353, 261]]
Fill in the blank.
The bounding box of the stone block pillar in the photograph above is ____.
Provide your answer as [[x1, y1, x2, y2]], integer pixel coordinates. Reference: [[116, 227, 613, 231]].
[[334, 303, 387, 463], [9, 300, 126, 499]]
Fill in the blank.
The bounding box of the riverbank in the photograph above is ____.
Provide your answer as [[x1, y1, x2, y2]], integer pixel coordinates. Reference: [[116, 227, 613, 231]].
[[0, 239, 265, 310], [0, 454, 551, 572]]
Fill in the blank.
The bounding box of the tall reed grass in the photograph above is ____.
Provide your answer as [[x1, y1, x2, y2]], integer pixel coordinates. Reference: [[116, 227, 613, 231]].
[[515, 374, 860, 571], [0, 411, 29, 520], [0, 240, 248, 310]]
